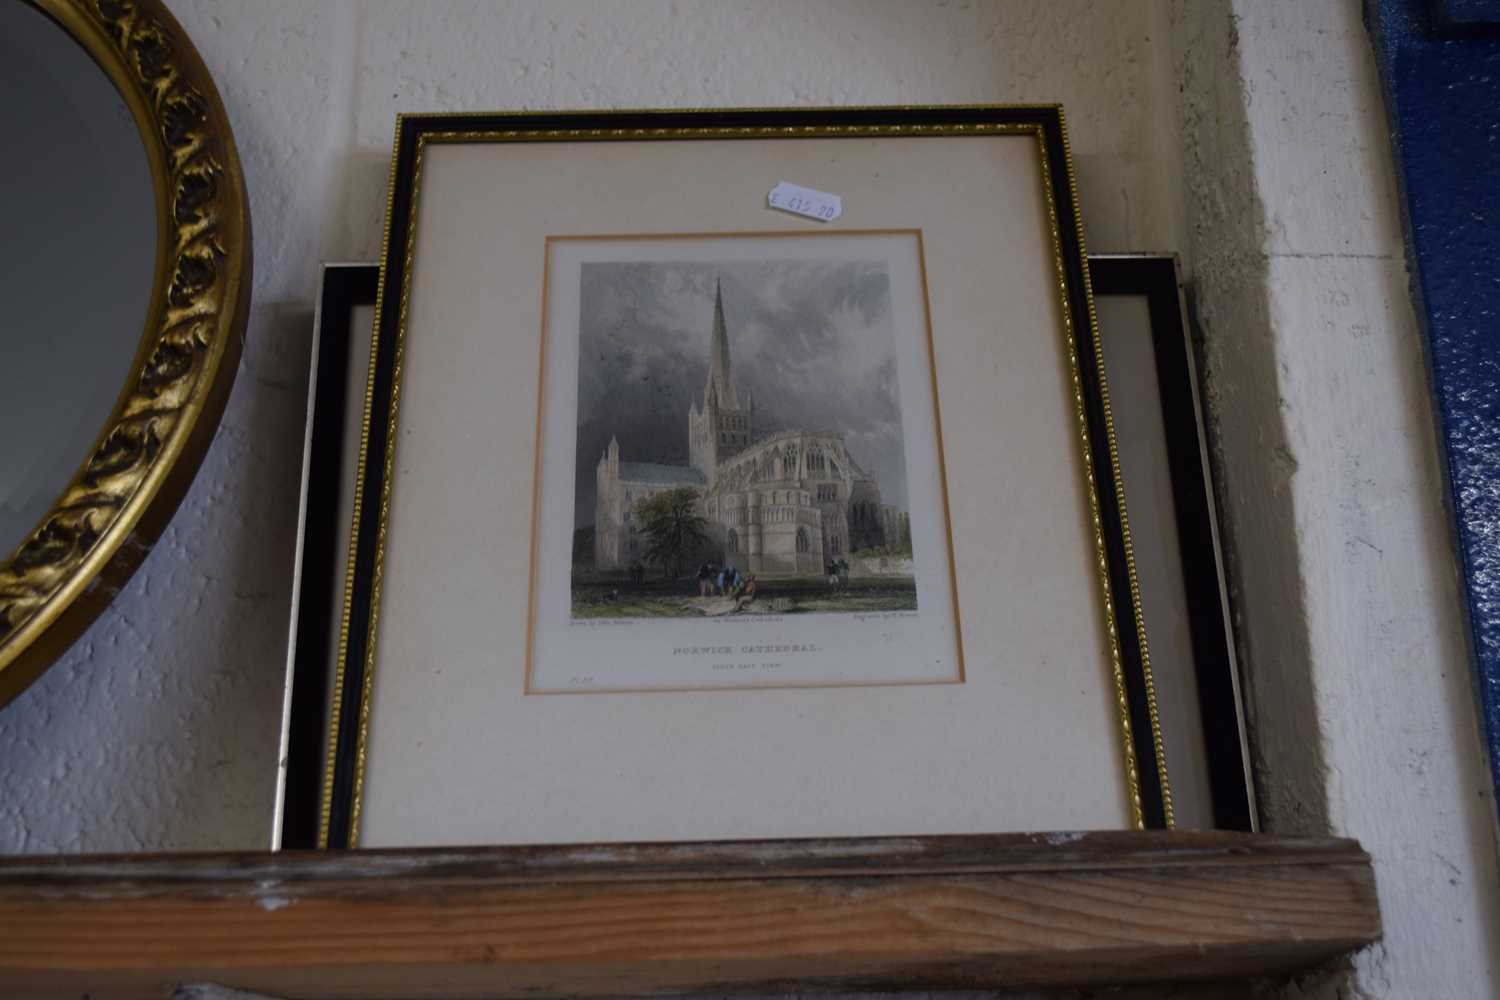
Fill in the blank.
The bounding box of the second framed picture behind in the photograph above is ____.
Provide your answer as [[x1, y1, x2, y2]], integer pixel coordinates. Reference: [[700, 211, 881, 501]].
[[326, 106, 1170, 849]]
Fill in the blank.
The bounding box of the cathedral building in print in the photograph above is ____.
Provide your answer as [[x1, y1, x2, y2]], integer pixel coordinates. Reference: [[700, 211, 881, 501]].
[[594, 280, 902, 574]]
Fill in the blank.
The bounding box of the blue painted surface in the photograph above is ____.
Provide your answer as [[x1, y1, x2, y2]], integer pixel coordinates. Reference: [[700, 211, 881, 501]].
[[1367, 2, 1500, 800], [1437, 0, 1500, 27]]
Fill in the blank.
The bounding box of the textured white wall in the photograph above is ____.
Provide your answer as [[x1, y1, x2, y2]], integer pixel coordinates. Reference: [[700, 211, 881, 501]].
[[3, 2, 1498, 997], [1171, 1, 1500, 996], [0, 0, 1175, 851]]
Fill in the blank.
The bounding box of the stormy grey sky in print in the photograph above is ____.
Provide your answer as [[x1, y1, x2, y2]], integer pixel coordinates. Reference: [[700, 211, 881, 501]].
[[573, 256, 909, 529]]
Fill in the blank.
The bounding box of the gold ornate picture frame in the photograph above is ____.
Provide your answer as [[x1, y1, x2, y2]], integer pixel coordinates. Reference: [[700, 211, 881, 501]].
[[320, 106, 1169, 848], [0, 0, 251, 705]]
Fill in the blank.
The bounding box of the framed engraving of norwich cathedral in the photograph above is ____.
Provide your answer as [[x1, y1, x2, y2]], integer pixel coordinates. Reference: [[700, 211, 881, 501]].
[[319, 106, 1171, 850]]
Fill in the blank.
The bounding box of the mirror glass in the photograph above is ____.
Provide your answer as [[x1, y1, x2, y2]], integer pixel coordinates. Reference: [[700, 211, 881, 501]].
[[0, 2, 157, 558]]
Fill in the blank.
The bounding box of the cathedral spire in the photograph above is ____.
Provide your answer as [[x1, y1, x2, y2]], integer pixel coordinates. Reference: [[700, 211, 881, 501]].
[[689, 274, 751, 477], [706, 276, 736, 408]]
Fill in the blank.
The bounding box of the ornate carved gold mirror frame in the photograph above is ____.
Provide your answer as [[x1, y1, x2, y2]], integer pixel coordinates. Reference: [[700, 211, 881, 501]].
[[0, 0, 249, 706]]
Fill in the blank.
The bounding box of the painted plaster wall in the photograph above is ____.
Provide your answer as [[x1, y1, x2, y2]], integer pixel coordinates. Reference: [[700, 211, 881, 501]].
[[1171, 1, 1500, 996], [3, 2, 1498, 997], [0, 0, 1175, 849]]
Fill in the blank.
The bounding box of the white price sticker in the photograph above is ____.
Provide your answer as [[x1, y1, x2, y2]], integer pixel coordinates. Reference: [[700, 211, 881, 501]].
[[767, 181, 842, 222]]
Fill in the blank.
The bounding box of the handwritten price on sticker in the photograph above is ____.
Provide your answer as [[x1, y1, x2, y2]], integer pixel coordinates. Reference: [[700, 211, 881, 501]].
[[767, 181, 842, 222]]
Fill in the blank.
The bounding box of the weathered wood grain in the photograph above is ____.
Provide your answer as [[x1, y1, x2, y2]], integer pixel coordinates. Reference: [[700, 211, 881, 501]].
[[0, 831, 1377, 999]]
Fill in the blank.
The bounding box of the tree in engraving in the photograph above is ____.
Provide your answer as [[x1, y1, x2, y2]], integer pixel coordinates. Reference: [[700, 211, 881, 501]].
[[633, 487, 709, 579]]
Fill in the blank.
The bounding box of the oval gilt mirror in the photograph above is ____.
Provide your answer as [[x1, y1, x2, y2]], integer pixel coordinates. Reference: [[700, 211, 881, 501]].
[[0, 0, 250, 705]]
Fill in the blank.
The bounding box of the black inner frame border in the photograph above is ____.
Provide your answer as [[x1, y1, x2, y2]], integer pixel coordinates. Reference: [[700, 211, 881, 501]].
[[1090, 255, 1254, 831], [325, 107, 1170, 846], [282, 264, 379, 849]]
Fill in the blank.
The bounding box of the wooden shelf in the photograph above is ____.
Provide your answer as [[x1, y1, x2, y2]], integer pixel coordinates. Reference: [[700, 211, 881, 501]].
[[0, 831, 1377, 998]]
